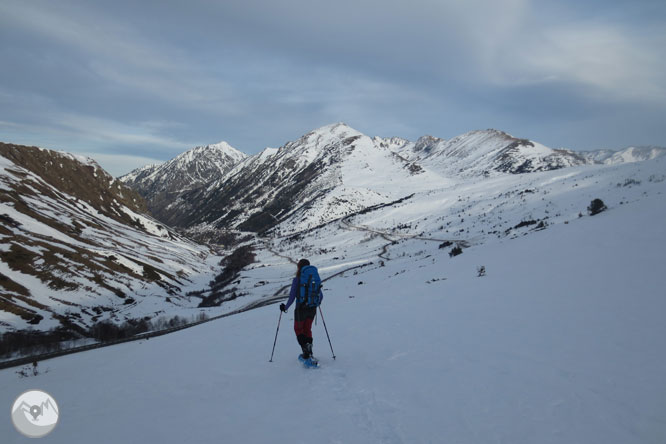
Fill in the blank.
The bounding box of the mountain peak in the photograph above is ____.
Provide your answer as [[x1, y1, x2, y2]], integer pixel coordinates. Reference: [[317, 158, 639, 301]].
[[278, 123, 367, 162], [306, 122, 363, 140], [181, 141, 247, 164], [208, 140, 235, 149]]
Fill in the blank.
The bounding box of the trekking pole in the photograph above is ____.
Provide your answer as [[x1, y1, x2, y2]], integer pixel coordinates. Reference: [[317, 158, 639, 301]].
[[269, 311, 283, 362], [318, 306, 336, 360]]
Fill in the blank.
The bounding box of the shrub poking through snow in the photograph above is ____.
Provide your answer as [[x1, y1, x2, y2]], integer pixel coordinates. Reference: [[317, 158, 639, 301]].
[[587, 198, 607, 216]]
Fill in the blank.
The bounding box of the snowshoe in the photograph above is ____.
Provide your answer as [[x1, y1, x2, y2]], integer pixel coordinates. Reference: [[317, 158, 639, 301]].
[[298, 354, 319, 368]]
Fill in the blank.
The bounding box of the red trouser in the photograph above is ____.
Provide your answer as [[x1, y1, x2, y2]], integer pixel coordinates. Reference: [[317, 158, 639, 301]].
[[293, 304, 316, 339], [294, 317, 314, 339]]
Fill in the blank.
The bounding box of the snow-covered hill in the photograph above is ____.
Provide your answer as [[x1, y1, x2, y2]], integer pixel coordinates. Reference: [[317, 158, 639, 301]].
[[119, 141, 247, 227], [0, 142, 220, 333], [2, 156, 664, 444]]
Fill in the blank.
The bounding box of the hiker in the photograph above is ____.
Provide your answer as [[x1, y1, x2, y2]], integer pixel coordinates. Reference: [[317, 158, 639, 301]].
[[280, 259, 323, 366]]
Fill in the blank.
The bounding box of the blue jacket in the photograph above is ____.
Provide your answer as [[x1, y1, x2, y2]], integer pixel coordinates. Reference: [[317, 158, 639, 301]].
[[284, 277, 324, 310]]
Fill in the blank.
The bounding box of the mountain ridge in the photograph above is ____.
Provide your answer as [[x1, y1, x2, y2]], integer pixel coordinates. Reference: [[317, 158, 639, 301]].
[[121, 123, 666, 237]]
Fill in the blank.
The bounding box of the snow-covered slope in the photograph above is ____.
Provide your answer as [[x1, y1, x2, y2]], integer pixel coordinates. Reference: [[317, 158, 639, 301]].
[[2, 156, 664, 444], [0, 143, 220, 333], [119, 141, 247, 227]]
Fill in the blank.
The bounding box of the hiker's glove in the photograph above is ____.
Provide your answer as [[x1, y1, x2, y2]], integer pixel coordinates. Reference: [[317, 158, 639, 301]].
[[280, 303, 286, 312]]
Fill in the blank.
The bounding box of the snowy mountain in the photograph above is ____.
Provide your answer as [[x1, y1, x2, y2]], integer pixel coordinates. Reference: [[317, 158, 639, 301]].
[[130, 124, 666, 240], [0, 142, 219, 333], [178, 123, 438, 235], [119, 141, 247, 227]]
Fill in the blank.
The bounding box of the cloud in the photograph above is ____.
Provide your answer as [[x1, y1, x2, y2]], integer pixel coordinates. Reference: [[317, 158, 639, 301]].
[[0, 1, 240, 114], [0, 110, 192, 157], [530, 23, 665, 101], [1, 0, 665, 159], [478, 14, 666, 102], [58, 114, 194, 149]]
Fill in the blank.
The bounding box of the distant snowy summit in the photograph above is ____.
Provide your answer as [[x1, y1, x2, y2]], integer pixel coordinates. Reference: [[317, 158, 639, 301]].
[[120, 123, 666, 234], [121, 140, 246, 189], [120, 141, 247, 226]]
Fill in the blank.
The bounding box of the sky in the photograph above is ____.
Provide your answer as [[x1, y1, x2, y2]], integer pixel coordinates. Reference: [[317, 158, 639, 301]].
[[1, 0, 665, 176]]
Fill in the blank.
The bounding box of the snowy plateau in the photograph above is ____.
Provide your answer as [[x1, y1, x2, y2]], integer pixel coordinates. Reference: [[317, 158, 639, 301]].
[[1, 124, 666, 443]]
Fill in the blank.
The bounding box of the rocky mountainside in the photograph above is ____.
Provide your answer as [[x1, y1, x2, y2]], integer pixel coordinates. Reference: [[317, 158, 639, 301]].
[[119, 142, 247, 226], [0, 142, 217, 333]]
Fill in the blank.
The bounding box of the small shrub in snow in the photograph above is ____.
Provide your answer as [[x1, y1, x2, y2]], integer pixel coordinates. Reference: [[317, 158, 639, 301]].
[[587, 199, 607, 216], [449, 246, 463, 258]]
